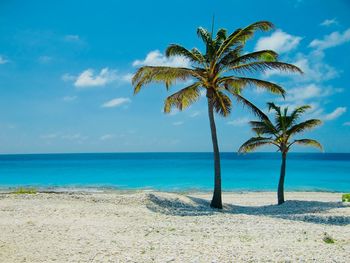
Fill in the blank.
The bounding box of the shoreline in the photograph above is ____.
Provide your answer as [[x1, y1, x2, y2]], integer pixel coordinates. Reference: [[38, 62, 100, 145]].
[[0, 186, 347, 194]]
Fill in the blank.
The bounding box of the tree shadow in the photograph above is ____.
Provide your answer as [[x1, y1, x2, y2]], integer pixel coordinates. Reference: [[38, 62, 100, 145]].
[[146, 193, 350, 226]]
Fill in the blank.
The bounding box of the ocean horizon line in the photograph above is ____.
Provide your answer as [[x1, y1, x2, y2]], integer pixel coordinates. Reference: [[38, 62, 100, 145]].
[[0, 151, 349, 156]]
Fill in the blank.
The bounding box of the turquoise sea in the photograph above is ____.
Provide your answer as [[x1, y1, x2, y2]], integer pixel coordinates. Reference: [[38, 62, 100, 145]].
[[0, 153, 349, 192]]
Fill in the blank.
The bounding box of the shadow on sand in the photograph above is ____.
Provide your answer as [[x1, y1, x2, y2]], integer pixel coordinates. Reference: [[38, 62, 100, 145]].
[[146, 193, 350, 226]]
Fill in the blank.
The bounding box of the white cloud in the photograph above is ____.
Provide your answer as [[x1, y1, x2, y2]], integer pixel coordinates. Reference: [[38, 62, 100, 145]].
[[172, 121, 184, 126], [275, 83, 344, 123], [41, 133, 60, 139], [64, 35, 80, 42], [255, 30, 302, 54], [133, 50, 190, 68], [99, 134, 115, 141], [283, 84, 341, 103], [63, 68, 131, 88], [61, 73, 76, 82], [293, 53, 339, 82], [61, 133, 88, 141], [309, 28, 350, 50], [265, 51, 339, 83], [75, 68, 118, 88], [320, 18, 338, 27], [167, 108, 179, 116], [38, 55, 52, 64], [0, 55, 8, 64], [63, 96, 77, 102], [121, 73, 133, 83], [323, 107, 346, 121], [190, 111, 201, 118], [227, 117, 250, 126], [41, 132, 88, 142], [101, 97, 131, 108]]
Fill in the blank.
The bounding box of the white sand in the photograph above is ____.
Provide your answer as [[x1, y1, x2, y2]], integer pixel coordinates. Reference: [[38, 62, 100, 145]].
[[0, 191, 349, 262]]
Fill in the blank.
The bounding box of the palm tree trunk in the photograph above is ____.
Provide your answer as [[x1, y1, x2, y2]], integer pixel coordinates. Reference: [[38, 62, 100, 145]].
[[277, 152, 287, 205], [207, 94, 223, 209]]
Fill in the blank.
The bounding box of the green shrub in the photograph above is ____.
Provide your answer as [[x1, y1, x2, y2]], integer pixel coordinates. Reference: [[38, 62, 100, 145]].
[[323, 233, 335, 244], [342, 193, 350, 202], [12, 187, 37, 194]]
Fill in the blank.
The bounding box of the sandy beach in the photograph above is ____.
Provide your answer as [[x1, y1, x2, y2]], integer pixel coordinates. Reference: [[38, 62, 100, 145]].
[[0, 191, 349, 262]]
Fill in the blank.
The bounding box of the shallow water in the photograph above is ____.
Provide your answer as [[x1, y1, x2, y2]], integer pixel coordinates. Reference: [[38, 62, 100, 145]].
[[0, 152, 349, 192]]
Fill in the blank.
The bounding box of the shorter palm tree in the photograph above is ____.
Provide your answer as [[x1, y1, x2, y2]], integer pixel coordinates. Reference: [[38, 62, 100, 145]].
[[238, 102, 323, 205]]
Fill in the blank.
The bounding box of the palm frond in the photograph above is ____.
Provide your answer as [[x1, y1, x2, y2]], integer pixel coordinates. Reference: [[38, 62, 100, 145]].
[[212, 90, 232, 117], [230, 61, 303, 75], [218, 45, 244, 66], [267, 102, 281, 113], [221, 77, 285, 96], [226, 50, 278, 66], [287, 119, 322, 136], [217, 21, 274, 58], [197, 27, 212, 43], [191, 48, 206, 64], [289, 105, 311, 121], [290, 139, 323, 151], [230, 93, 270, 122], [238, 136, 275, 153], [166, 44, 203, 64], [132, 66, 197, 94], [215, 28, 227, 42], [164, 82, 201, 113], [249, 120, 278, 136]]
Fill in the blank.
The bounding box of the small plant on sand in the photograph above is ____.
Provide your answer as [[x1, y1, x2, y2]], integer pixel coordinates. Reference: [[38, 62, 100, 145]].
[[239, 103, 322, 205], [323, 232, 335, 244], [12, 187, 37, 194], [342, 193, 350, 202]]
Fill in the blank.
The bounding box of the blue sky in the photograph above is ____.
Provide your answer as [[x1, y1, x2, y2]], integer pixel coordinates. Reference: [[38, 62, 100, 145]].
[[0, 0, 350, 153]]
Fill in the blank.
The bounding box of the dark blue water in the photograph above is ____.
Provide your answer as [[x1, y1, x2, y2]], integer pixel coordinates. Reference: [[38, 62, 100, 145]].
[[0, 153, 349, 192]]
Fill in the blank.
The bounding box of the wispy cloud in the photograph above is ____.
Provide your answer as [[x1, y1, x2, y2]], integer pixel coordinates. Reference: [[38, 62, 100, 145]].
[[41, 133, 88, 142], [265, 51, 339, 83], [40, 133, 60, 139], [38, 55, 52, 64], [320, 18, 338, 27], [283, 84, 342, 103], [62, 73, 76, 82], [189, 111, 201, 118], [0, 55, 9, 64], [101, 97, 131, 108], [323, 107, 346, 121], [172, 121, 184, 126], [99, 134, 115, 141], [64, 34, 81, 42], [309, 28, 350, 50], [255, 30, 302, 54], [343, 122, 350, 126], [133, 50, 190, 67], [227, 117, 250, 126], [62, 96, 77, 102], [167, 108, 179, 116]]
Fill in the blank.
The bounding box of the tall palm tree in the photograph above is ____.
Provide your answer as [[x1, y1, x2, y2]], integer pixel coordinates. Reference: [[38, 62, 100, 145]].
[[132, 21, 302, 209], [239, 102, 322, 205]]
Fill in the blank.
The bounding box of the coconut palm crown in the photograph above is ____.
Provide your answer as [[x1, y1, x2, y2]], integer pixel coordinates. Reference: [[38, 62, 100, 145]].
[[239, 102, 323, 204], [132, 21, 302, 209]]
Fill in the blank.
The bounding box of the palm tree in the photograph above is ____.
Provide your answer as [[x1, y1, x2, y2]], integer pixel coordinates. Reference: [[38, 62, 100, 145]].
[[132, 21, 302, 209], [239, 102, 323, 205]]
